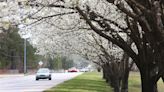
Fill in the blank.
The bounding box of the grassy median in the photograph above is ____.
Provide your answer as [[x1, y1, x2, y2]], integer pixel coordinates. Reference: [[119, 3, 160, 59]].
[[45, 72, 164, 92], [45, 72, 112, 92]]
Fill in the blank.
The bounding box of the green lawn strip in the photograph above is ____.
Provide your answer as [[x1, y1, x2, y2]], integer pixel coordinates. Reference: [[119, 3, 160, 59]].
[[128, 72, 141, 92], [45, 72, 164, 92], [44, 72, 112, 92], [129, 72, 164, 92]]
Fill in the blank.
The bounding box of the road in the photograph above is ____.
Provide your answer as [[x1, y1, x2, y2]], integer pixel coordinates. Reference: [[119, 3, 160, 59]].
[[0, 72, 82, 92]]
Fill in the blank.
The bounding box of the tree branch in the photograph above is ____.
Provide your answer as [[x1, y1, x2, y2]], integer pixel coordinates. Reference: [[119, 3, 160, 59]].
[[76, 6, 139, 64]]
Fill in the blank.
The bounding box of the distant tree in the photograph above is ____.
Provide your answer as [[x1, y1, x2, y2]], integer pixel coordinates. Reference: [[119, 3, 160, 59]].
[[61, 56, 74, 70], [47, 55, 74, 70], [0, 26, 37, 72]]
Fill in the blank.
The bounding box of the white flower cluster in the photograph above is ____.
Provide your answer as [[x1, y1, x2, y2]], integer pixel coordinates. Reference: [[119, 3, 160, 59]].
[[0, 0, 126, 60]]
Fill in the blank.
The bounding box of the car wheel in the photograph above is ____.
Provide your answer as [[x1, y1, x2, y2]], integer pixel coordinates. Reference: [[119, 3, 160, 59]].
[[36, 78, 39, 81], [49, 77, 51, 80]]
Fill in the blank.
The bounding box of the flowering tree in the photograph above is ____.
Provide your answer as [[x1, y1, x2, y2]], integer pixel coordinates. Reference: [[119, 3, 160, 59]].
[[13, 0, 131, 92], [17, 0, 164, 92], [74, 0, 164, 92], [1, 0, 163, 92]]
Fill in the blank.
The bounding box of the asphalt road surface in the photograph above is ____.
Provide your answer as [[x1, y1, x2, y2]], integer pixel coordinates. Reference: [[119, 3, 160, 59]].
[[0, 72, 82, 92]]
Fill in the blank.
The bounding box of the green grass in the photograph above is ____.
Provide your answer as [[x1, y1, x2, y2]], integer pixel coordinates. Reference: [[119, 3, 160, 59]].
[[129, 72, 164, 92], [129, 72, 141, 92], [45, 72, 164, 92], [44, 72, 112, 92]]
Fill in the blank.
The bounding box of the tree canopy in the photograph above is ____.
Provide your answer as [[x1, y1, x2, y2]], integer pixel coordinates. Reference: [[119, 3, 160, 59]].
[[0, 0, 164, 92]]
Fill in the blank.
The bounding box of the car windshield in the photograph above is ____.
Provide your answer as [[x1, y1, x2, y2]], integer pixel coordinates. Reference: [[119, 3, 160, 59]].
[[37, 68, 49, 73]]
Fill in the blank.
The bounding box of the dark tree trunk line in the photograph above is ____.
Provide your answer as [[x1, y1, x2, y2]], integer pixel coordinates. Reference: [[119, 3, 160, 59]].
[[102, 65, 110, 83], [101, 52, 131, 92], [102, 67, 106, 79], [102, 63, 130, 92], [120, 53, 130, 92], [102, 63, 121, 92], [121, 70, 129, 92]]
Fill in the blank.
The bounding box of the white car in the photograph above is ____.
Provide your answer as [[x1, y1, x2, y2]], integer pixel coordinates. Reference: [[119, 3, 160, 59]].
[[36, 68, 51, 80], [80, 68, 89, 72]]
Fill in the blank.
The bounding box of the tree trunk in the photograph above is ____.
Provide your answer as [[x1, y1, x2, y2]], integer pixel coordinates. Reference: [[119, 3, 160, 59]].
[[102, 67, 109, 83], [102, 68, 106, 79], [121, 53, 130, 92], [114, 86, 120, 92], [140, 71, 158, 92], [121, 70, 129, 92], [113, 79, 121, 92], [97, 67, 101, 72], [104, 65, 112, 84]]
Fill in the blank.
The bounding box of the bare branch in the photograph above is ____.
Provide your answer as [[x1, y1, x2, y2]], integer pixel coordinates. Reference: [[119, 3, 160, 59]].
[[28, 11, 77, 25]]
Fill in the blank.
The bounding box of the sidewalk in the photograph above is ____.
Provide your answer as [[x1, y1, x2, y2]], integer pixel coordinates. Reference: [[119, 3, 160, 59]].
[[0, 74, 24, 78]]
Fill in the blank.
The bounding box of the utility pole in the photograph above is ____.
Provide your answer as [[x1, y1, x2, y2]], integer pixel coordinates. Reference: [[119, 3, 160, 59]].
[[18, 1, 30, 75], [24, 38, 27, 74]]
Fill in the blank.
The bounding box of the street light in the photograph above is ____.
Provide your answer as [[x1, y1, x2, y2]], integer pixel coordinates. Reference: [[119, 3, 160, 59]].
[[18, 24, 30, 75]]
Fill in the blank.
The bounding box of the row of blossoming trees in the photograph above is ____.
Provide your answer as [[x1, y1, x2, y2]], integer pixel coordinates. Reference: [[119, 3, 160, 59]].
[[0, 0, 163, 92]]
